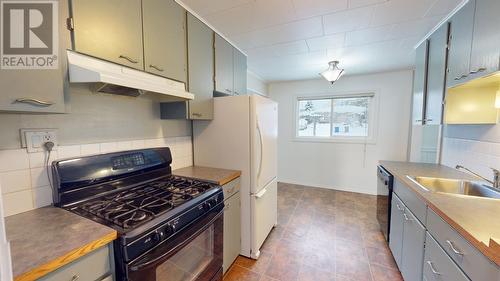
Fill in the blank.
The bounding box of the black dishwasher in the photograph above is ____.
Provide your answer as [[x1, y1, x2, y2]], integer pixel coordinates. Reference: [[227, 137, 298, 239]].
[[376, 165, 393, 242]]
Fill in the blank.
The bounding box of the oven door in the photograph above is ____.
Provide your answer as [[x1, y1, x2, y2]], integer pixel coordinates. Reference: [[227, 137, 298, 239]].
[[126, 206, 223, 281]]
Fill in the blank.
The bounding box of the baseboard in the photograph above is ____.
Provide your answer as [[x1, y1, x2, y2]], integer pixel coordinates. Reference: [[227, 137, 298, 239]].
[[278, 179, 377, 196]]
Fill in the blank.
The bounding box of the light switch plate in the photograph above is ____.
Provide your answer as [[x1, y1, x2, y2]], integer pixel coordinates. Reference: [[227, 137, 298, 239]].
[[20, 129, 58, 153]]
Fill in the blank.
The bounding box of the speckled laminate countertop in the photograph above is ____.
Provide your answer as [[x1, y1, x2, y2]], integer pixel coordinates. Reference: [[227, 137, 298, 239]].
[[173, 166, 241, 185], [5, 207, 117, 281], [380, 161, 500, 266]]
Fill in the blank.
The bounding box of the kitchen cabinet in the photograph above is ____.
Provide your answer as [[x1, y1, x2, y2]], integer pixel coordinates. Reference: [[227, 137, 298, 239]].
[[71, 0, 144, 70], [469, 0, 500, 80], [423, 232, 471, 281], [233, 49, 247, 96], [425, 23, 449, 125], [143, 0, 187, 82], [38, 245, 113, 281], [412, 41, 429, 125], [389, 194, 405, 268], [446, 0, 475, 88], [187, 13, 214, 119], [223, 178, 241, 274], [215, 34, 235, 95], [400, 206, 426, 281]]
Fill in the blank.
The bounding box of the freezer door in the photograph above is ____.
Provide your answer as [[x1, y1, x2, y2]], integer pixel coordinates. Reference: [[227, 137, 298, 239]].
[[250, 179, 277, 259], [251, 95, 278, 193]]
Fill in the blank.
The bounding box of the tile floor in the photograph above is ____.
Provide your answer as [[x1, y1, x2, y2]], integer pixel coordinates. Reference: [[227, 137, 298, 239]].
[[223, 182, 403, 281]]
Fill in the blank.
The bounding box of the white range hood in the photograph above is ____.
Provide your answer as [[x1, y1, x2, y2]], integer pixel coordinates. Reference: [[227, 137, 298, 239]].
[[67, 50, 194, 100]]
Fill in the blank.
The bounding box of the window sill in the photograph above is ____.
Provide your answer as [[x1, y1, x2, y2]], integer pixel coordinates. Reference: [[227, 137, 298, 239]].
[[293, 137, 376, 144]]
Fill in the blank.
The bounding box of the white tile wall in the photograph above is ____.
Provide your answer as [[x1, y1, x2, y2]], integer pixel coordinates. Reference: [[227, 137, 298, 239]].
[[441, 137, 500, 178], [0, 136, 193, 217]]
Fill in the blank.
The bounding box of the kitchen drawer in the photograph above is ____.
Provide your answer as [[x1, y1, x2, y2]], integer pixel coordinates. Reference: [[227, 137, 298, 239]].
[[393, 179, 427, 224], [223, 178, 241, 200], [427, 209, 500, 281], [38, 245, 112, 281], [424, 232, 470, 281]]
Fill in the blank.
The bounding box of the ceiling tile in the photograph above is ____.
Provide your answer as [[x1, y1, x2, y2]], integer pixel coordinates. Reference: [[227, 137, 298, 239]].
[[323, 6, 375, 35], [179, 0, 252, 16], [306, 33, 345, 52], [292, 0, 348, 19], [348, 0, 387, 9], [245, 41, 309, 59], [424, 0, 463, 17], [202, 0, 297, 36], [344, 25, 394, 46], [389, 16, 442, 40], [369, 0, 435, 27], [231, 17, 324, 49]]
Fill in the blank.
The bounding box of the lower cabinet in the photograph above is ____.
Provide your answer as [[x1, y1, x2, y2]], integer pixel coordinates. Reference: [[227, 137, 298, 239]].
[[38, 244, 114, 281], [389, 193, 425, 281], [223, 179, 241, 274], [423, 232, 470, 281]]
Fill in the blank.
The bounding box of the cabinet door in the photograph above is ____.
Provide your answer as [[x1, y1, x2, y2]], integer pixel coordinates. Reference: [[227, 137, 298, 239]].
[[469, 0, 500, 78], [412, 41, 429, 125], [233, 49, 247, 96], [446, 0, 475, 87], [223, 191, 241, 274], [401, 208, 426, 281], [389, 194, 405, 268], [143, 0, 187, 82], [215, 34, 234, 95], [187, 13, 214, 120], [71, 0, 144, 70], [425, 23, 449, 125]]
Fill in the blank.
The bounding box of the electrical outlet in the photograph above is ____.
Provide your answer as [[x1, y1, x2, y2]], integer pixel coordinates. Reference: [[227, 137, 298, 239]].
[[20, 129, 58, 153]]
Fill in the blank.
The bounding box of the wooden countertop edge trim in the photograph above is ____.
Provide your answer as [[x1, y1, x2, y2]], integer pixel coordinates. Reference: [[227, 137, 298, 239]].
[[383, 165, 500, 266], [218, 171, 242, 186], [14, 231, 117, 281]]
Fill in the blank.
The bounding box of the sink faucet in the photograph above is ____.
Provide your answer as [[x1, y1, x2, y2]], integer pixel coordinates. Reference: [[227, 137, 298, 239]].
[[455, 165, 500, 189]]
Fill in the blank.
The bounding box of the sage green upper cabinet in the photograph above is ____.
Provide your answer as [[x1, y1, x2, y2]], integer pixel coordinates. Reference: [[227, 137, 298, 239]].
[[412, 41, 429, 125], [187, 13, 214, 119], [469, 0, 500, 79], [215, 34, 235, 95], [446, 0, 475, 87], [143, 0, 187, 82], [425, 23, 449, 125], [71, 0, 144, 70], [233, 49, 247, 96]]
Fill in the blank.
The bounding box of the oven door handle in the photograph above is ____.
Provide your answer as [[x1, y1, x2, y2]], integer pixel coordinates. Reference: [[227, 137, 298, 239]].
[[129, 209, 223, 271]]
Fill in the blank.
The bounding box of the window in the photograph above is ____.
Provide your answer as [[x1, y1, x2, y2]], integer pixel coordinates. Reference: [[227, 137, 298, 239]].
[[296, 94, 376, 142]]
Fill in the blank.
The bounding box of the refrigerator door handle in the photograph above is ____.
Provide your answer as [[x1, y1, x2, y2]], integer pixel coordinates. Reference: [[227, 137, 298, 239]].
[[253, 187, 267, 198], [256, 119, 264, 180]]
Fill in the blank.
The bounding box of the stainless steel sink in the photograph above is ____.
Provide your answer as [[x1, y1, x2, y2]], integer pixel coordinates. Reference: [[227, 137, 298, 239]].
[[406, 176, 500, 199]]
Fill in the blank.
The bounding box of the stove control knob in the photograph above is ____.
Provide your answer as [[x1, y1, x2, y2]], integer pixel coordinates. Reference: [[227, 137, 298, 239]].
[[152, 231, 161, 242]]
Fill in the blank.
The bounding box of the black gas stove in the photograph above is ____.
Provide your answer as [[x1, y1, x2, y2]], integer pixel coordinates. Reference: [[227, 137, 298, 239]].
[[52, 148, 224, 281]]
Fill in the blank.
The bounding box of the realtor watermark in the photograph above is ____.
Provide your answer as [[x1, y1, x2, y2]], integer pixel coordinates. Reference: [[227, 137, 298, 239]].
[[1, 0, 58, 69]]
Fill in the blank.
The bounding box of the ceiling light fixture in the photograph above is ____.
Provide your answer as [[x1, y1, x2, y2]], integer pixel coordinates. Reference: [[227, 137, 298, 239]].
[[320, 60, 345, 84]]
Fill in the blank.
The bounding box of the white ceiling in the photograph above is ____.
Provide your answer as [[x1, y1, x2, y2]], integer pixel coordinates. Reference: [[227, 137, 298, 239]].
[[179, 0, 463, 82]]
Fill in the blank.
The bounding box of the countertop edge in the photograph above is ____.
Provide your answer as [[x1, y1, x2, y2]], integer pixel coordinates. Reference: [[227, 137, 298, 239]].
[[14, 230, 117, 281], [173, 166, 242, 186], [379, 161, 500, 267]]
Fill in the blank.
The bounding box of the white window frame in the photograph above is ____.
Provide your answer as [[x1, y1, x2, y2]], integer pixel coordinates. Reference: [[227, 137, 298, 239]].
[[294, 92, 379, 144]]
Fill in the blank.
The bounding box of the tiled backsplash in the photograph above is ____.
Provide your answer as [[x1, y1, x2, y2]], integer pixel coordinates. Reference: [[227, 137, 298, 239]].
[[441, 137, 500, 178], [0, 137, 193, 217]]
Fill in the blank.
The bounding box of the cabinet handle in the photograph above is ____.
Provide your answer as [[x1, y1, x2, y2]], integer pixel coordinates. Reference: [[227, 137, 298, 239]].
[[223, 203, 231, 210], [396, 203, 404, 212], [225, 89, 232, 93], [119, 55, 139, 64], [70, 275, 80, 281], [14, 98, 54, 107], [415, 119, 422, 122], [470, 67, 486, 74], [426, 261, 441, 275], [149, 64, 164, 72], [446, 240, 464, 256], [191, 113, 202, 117], [403, 213, 412, 221], [454, 74, 468, 80]]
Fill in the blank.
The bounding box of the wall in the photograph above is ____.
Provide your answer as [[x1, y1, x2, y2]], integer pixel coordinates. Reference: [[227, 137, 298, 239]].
[[441, 125, 500, 178], [268, 70, 413, 195], [0, 85, 193, 216], [247, 70, 268, 96]]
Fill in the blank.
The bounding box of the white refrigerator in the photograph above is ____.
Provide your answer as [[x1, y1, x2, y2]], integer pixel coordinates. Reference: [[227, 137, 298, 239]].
[[193, 94, 278, 259]]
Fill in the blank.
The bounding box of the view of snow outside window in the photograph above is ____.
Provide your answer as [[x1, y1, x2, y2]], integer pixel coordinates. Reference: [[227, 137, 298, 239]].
[[298, 97, 370, 138]]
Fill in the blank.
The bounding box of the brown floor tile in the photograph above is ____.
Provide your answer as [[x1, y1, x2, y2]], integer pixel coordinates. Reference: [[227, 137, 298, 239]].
[[224, 264, 261, 281], [336, 259, 372, 281], [265, 252, 301, 281], [362, 230, 387, 249], [370, 264, 403, 281], [297, 264, 335, 281], [335, 239, 368, 262], [235, 251, 272, 274], [365, 246, 398, 270]]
